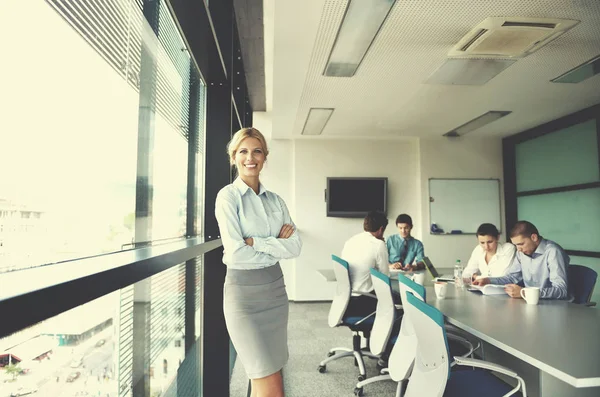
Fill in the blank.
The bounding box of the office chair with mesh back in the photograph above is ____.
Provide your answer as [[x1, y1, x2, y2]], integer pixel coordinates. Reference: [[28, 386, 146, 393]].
[[568, 265, 597, 306], [353, 268, 402, 396], [318, 255, 378, 382], [404, 291, 527, 397]]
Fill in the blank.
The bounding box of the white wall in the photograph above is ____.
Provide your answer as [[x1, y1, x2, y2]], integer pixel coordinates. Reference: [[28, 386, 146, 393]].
[[253, 112, 297, 298], [291, 139, 420, 300], [418, 138, 505, 270], [253, 112, 505, 300]]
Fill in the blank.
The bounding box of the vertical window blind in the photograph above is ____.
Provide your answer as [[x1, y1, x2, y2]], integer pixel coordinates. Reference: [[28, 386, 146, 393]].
[[46, 0, 194, 142]]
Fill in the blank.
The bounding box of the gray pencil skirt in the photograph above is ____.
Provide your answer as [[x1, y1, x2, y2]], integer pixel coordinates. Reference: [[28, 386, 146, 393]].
[[223, 263, 289, 379]]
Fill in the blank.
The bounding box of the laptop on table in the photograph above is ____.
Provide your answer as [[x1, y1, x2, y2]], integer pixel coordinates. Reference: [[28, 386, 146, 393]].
[[423, 257, 455, 282]]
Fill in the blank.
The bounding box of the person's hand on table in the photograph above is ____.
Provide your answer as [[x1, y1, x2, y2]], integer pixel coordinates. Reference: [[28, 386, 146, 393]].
[[401, 263, 416, 271], [389, 262, 403, 270], [504, 284, 523, 298], [461, 273, 479, 286], [472, 277, 490, 286]]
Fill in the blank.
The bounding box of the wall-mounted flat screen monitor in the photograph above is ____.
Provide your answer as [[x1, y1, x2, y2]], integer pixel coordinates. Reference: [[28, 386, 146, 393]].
[[326, 177, 387, 218]]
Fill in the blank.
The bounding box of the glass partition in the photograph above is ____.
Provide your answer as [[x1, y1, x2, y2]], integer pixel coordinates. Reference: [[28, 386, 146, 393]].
[[513, 106, 599, 265], [517, 188, 600, 252], [515, 119, 599, 192]]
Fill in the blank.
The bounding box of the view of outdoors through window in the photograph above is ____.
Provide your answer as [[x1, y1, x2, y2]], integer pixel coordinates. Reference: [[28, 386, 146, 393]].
[[0, 293, 121, 397], [0, 0, 204, 396], [0, 0, 139, 273]]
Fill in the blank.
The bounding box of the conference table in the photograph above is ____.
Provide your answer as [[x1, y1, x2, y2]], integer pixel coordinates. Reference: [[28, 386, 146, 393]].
[[424, 285, 600, 397], [318, 266, 600, 395]]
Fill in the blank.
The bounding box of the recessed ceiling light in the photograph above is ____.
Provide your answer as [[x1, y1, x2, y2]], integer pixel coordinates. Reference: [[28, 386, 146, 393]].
[[426, 58, 516, 85], [323, 0, 396, 77], [551, 55, 600, 83], [301, 108, 334, 135], [444, 111, 512, 137]]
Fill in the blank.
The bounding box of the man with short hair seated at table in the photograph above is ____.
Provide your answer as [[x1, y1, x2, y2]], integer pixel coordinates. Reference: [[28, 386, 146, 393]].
[[342, 210, 402, 368], [387, 213, 425, 271], [341, 210, 402, 316], [473, 220, 570, 300]]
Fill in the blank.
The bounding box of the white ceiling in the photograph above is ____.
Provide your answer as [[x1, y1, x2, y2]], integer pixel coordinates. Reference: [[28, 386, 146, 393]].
[[268, 0, 600, 139]]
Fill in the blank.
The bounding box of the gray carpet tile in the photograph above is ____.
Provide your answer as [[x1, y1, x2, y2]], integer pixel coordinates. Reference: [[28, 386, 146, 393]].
[[229, 302, 399, 396]]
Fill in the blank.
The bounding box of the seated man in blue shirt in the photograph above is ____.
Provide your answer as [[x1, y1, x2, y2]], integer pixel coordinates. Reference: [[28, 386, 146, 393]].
[[473, 221, 570, 300], [387, 214, 425, 271]]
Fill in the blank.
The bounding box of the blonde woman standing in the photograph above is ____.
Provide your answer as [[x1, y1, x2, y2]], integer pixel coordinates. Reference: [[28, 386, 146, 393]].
[[215, 128, 302, 397]]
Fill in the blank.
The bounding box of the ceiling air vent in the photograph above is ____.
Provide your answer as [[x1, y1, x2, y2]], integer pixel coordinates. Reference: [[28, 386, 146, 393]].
[[460, 29, 488, 51], [449, 17, 579, 58]]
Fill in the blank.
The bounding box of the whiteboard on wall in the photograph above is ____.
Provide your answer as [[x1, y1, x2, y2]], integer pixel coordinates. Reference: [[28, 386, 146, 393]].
[[429, 178, 501, 235]]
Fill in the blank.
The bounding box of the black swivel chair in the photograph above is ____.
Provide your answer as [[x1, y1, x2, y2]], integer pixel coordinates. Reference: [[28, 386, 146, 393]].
[[569, 264, 597, 306]]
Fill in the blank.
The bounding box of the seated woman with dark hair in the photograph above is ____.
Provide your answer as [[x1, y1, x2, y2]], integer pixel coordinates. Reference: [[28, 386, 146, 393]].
[[462, 223, 516, 280]]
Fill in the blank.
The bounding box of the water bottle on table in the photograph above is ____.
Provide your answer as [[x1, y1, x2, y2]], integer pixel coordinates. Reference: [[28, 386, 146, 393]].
[[454, 259, 464, 288]]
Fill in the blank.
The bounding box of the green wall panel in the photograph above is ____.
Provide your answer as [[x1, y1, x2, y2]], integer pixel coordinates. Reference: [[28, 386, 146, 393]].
[[516, 119, 599, 192], [517, 188, 600, 252]]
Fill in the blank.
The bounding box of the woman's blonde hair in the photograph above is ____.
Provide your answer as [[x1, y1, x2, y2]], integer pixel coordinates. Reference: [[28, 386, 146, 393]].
[[227, 127, 269, 165]]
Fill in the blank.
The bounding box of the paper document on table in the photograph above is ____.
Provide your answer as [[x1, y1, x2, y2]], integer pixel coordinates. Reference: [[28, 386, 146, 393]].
[[468, 284, 507, 296], [389, 268, 408, 275]]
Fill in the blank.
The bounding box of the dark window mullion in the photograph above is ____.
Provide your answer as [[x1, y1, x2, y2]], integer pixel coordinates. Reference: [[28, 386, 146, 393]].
[[516, 181, 600, 197]]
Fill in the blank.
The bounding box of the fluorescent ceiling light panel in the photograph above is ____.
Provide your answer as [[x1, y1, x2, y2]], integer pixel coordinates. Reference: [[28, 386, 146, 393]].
[[551, 55, 600, 83], [301, 108, 334, 135], [426, 58, 516, 85], [324, 0, 396, 77], [444, 111, 511, 137]]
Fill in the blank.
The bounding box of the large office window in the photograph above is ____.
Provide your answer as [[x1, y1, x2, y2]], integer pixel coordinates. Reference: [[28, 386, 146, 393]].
[[0, 0, 249, 394], [0, 269, 189, 397], [0, 0, 206, 272], [0, 0, 207, 396], [0, 0, 139, 272]]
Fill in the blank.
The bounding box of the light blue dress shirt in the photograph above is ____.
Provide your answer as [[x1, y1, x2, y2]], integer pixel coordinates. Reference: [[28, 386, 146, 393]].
[[215, 178, 302, 270], [490, 239, 570, 300], [386, 235, 425, 265]]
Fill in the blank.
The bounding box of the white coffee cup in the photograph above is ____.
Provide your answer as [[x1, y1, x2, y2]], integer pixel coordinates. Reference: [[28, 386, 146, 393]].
[[412, 272, 425, 286], [520, 287, 540, 305], [434, 282, 448, 299]]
